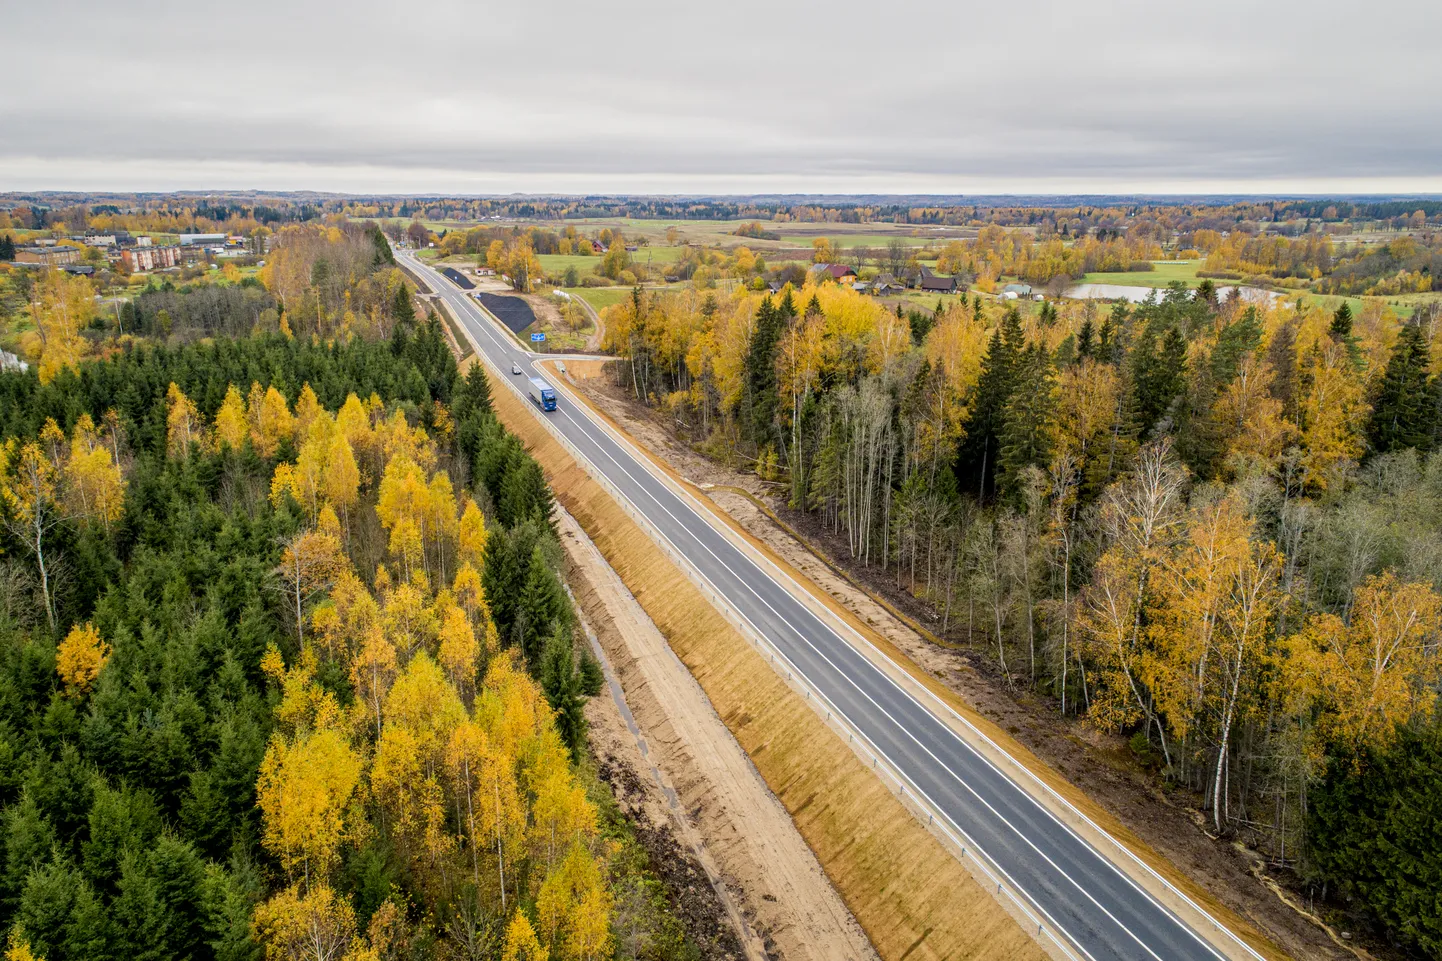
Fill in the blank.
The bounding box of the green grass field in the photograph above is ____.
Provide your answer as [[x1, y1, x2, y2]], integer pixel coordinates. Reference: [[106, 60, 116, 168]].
[[563, 287, 632, 311], [539, 246, 682, 278], [1077, 261, 1202, 288], [1297, 292, 1420, 320]]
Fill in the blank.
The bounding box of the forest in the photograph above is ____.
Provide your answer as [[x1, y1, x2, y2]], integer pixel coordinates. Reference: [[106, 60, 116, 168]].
[[0, 239, 698, 958], [602, 280, 1442, 956]]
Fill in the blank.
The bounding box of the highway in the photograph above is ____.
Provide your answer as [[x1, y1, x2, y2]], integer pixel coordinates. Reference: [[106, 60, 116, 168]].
[[400, 250, 1253, 961]]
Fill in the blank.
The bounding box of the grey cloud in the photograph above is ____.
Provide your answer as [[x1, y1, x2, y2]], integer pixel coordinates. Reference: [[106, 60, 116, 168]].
[[1, 0, 1440, 192]]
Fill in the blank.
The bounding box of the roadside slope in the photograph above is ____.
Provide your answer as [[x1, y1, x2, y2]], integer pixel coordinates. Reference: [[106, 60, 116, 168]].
[[563, 505, 875, 961]]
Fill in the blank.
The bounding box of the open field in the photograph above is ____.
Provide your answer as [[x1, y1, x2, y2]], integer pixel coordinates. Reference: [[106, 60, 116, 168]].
[[539, 246, 683, 277], [563, 287, 633, 311], [1078, 260, 1202, 287], [1296, 291, 1421, 319]]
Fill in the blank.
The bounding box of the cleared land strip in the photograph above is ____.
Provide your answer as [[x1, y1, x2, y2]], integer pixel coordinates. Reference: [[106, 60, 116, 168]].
[[561, 504, 875, 961]]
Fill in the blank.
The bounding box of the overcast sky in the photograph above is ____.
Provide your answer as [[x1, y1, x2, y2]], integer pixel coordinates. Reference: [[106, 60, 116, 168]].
[[2, 0, 1440, 195]]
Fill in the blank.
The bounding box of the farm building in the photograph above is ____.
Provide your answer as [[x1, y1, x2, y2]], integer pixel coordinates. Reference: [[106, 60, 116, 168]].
[[814, 263, 858, 284], [919, 267, 958, 293]]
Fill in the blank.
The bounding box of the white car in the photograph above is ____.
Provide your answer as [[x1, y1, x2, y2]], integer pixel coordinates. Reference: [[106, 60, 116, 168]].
[[511, 362, 522, 375]]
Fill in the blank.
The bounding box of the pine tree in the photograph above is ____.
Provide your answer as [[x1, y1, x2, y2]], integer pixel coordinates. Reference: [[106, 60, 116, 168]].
[[0, 234, 15, 261], [997, 345, 1057, 498], [1132, 326, 1188, 436], [1368, 321, 1436, 454], [1076, 316, 1095, 362], [1329, 302, 1353, 339], [955, 308, 1024, 500]]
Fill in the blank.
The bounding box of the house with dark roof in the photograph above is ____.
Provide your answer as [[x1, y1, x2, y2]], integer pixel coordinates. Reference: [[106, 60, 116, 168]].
[[919, 267, 959, 293], [870, 273, 906, 295]]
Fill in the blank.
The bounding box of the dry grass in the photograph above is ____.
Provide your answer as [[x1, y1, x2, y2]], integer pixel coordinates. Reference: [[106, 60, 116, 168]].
[[486, 367, 1046, 961]]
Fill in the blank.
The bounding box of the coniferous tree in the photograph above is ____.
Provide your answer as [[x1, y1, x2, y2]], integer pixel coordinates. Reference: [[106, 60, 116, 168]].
[[1309, 721, 1442, 959], [516, 545, 569, 665], [1368, 321, 1436, 454], [1329, 302, 1354, 339], [391, 283, 416, 329], [367, 224, 395, 267], [0, 234, 15, 261], [1076, 316, 1095, 362], [1132, 326, 1188, 436], [955, 308, 1024, 500], [743, 296, 783, 446], [997, 345, 1056, 498], [539, 625, 589, 758], [1265, 316, 1300, 421]]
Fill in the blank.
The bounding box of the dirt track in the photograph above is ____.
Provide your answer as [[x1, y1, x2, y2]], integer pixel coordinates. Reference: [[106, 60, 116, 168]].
[[561, 507, 877, 961]]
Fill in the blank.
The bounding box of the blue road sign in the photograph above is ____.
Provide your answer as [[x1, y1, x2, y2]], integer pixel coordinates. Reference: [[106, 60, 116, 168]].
[[531, 332, 546, 342]]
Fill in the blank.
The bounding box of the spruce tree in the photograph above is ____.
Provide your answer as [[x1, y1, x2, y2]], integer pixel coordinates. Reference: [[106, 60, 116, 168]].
[[0, 234, 15, 261], [516, 545, 568, 665], [743, 296, 781, 445], [1265, 317, 1300, 420], [955, 307, 1024, 500], [391, 283, 416, 328], [457, 360, 492, 417], [1330, 302, 1353, 339], [997, 344, 1057, 498], [1076, 316, 1095, 361], [540, 625, 589, 758], [1132, 326, 1188, 436], [1368, 321, 1436, 454], [367, 223, 395, 267]]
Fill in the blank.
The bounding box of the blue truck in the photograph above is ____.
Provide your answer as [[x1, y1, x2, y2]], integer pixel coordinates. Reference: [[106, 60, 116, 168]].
[[527, 377, 557, 412]]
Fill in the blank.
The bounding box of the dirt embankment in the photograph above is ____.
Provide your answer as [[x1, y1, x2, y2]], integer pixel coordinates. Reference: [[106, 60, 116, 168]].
[[564, 506, 870, 961], [483, 359, 1048, 961], [560, 365, 1348, 961]]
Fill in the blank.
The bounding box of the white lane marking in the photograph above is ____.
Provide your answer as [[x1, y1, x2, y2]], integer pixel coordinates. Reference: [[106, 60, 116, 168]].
[[417, 254, 1235, 961], [421, 255, 1171, 959], [549, 404, 1171, 961]]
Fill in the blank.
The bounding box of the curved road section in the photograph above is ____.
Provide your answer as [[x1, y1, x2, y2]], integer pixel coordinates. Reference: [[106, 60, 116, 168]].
[[401, 251, 1256, 961]]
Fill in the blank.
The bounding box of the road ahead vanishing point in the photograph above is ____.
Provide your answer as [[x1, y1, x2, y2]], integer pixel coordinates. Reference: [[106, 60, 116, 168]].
[[400, 250, 1261, 961]]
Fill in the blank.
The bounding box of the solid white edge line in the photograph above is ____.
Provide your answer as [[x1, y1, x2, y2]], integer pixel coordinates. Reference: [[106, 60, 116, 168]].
[[411, 252, 1257, 961]]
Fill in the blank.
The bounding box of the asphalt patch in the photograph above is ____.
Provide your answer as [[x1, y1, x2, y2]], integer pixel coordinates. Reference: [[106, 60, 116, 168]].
[[438, 267, 474, 289], [476, 292, 536, 334]]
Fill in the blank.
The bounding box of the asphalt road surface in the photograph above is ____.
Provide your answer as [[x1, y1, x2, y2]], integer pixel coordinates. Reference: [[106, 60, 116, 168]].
[[401, 250, 1252, 961]]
